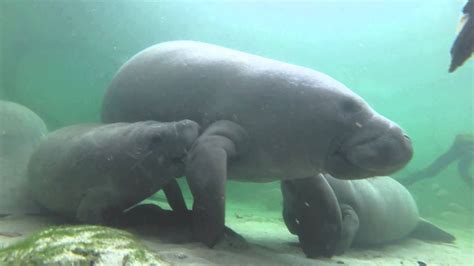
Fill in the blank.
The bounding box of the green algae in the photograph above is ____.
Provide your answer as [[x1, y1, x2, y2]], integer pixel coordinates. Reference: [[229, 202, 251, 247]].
[[0, 225, 168, 266]]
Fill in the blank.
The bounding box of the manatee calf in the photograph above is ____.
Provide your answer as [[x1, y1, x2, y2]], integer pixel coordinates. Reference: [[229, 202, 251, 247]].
[[0, 100, 47, 215], [282, 174, 455, 258], [102, 41, 413, 247], [28, 120, 199, 224]]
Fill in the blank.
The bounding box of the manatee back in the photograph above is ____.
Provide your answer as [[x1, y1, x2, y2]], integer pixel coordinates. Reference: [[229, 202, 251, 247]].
[[102, 41, 352, 127]]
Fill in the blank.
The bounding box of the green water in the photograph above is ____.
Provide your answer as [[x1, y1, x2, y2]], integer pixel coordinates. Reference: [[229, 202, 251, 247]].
[[1, 0, 473, 257]]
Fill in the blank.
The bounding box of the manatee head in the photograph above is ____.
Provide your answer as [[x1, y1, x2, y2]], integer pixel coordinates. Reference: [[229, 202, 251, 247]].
[[323, 95, 413, 180], [126, 119, 200, 175]]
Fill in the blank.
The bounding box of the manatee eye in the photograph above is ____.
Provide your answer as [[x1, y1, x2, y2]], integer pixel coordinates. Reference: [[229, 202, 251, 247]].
[[341, 100, 362, 113]]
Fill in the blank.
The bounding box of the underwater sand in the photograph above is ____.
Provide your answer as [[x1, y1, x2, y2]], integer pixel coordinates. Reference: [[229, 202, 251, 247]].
[[1, 199, 472, 266]]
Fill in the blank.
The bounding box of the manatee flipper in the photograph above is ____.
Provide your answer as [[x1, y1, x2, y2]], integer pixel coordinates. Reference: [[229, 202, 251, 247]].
[[335, 204, 359, 255], [163, 178, 189, 216], [117, 204, 182, 226], [410, 218, 456, 243], [281, 174, 342, 258], [116, 179, 190, 227], [185, 120, 248, 247], [117, 204, 195, 244], [76, 186, 122, 224]]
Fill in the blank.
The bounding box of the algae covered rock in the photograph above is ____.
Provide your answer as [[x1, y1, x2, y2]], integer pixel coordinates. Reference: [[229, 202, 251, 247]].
[[0, 225, 168, 265]]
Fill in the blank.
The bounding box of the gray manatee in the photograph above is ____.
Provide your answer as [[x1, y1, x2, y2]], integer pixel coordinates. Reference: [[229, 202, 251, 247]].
[[27, 120, 199, 224], [281, 174, 455, 258], [0, 100, 47, 215], [101, 41, 413, 247]]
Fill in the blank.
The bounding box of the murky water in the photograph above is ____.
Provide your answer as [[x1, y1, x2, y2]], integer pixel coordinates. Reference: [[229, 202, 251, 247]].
[[0, 0, 472, 264]]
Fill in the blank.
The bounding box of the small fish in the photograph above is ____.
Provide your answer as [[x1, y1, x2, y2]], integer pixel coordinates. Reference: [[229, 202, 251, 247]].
[[0, 232, 22, 238]]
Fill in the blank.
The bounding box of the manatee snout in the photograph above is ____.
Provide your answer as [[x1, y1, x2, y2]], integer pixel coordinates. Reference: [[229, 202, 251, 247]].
[[326, 115, 413, 179], [172, 119, 201, 151], [347, 125, 412, 174]]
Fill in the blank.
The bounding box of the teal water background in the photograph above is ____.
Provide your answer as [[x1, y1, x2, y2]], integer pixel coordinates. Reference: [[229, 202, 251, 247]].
[[1, 0, 472, 230]]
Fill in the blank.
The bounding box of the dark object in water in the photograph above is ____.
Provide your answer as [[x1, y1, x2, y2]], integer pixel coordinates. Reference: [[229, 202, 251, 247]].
[[399, 134, 473, 188], [449, 0, 474, 72], [417, 261, 427, 266], [115, 204, 194, 244], [281, 174, 455, 258], [102, 40, 413, 248]]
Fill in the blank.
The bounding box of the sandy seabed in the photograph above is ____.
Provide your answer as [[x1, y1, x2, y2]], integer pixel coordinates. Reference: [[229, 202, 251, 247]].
[[0, 201, 472, 266]]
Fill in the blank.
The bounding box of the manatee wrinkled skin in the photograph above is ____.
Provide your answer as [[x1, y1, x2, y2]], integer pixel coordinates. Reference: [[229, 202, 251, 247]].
[[0, 100, 47, 214], [28, 120, 199, 224], [102, 41, 413, 247]]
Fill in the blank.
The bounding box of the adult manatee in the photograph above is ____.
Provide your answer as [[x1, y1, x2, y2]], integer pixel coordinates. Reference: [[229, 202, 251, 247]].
[[0, 100, 47, 215], [282, 174, 455, 258], [101, 41, 413, 247], [28, 120, 199, 224]]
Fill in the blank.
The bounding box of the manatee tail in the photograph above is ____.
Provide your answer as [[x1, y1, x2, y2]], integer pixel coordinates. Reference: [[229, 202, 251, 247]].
[[410, 218, 456, 243]]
